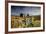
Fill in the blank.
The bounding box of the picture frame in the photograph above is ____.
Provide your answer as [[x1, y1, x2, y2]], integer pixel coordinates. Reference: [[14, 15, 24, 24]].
[[5, 0, 45, 34]]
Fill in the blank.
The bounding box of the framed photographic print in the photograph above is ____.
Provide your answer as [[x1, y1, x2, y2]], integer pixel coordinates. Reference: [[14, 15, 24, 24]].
[[5, 0, 45, 34]]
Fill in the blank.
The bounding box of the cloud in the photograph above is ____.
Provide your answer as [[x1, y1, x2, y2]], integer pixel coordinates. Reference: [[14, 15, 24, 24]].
[[11, 6, 41, 16]]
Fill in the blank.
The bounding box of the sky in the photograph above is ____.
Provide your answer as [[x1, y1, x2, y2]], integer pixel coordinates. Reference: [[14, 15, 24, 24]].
[[11, 6, 41, 16]]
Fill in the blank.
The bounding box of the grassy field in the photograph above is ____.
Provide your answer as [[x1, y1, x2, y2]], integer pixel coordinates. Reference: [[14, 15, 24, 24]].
[[11, 16, 41, 28]]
